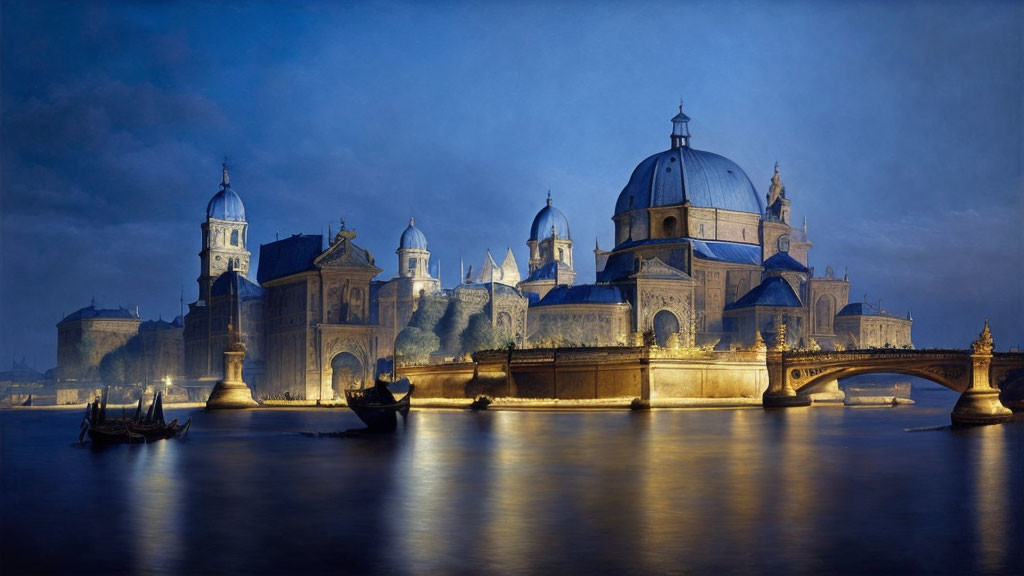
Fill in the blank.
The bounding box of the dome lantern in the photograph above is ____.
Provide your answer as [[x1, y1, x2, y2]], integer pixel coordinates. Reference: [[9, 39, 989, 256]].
[[671, 102, 691, 149]]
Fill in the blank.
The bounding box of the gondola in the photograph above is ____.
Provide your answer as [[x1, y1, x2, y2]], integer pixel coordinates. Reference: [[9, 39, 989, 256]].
[[79, 388, 191, 445], [344, 378, 413, 432]]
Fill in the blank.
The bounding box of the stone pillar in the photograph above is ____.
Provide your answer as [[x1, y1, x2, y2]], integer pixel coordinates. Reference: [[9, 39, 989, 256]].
[[763, 324, 811, 408], [207, 325, 258, 409], [951, 321, 1011, 425]]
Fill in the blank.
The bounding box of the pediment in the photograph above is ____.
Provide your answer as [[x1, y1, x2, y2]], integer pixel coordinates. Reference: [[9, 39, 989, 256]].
[[314, 238, 377, 270], [630, 257, 691, 280]]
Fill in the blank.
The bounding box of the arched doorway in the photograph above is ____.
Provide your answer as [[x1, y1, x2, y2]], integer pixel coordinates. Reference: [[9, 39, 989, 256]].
[[653, 310, 680, 347], [331, 352, 363, 398]]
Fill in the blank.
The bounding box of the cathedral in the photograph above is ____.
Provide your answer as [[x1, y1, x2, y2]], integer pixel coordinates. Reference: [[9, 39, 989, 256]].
[[167, 106, 912, 401]]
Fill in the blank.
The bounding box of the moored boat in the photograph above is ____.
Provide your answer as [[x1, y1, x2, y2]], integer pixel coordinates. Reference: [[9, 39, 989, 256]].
[[79, 388, 191, 445], [344, 378, 413, 432]]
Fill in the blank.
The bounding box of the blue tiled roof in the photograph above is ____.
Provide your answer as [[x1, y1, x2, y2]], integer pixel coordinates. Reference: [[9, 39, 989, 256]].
[[615, 146, 764, 217], [140, 316, 184, 331], [59, 305, 139, 324], [837, 302, 898, 318], [763, 251, 808, 272], [524, 260, 574, 282], [257, 234, 323, 284], [530, 197, 571, 241], [596, 239, 759, 282], [724, 277, 801, 310], [595, 251, 639, 282], [533, 284, 627, 307], [399, 219, 428, 250], [212, 271, 265, 301], [691, 240, 762, 266]]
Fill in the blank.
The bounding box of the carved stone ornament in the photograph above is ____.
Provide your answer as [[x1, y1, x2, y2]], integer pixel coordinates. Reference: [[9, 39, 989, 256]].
[[972, 319, 994, 355]]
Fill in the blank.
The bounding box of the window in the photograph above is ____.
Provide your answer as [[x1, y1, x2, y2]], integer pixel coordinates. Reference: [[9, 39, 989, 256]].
[[230, 230, 239, 246], [408, 258, 417, 277], [558, 248, 564, 262], [662, 216, 677, 237]]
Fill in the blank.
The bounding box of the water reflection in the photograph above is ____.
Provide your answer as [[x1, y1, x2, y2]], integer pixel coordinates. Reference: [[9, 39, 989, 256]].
[[128, 440, 182, 574], [1, 403, 1021, 575], [972, 425, 1007, 574]]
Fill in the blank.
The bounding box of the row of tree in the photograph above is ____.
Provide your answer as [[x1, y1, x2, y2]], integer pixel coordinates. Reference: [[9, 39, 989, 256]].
[[395, 293, 505, 365]]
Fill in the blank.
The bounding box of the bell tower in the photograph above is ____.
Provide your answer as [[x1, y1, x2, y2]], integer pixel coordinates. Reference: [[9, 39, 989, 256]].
[[198, 163, 250, 304]]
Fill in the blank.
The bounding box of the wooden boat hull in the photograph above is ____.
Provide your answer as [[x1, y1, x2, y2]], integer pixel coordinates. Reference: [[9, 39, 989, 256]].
[[79, 391, 191, 445], [88, 422, 146, 445], [345, 380, 413, 432]]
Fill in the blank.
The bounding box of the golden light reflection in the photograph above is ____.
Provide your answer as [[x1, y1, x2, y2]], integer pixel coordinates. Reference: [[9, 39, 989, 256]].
[[391, 410, 467, 572], [479, 411, 539, 574], [725, 409, 763, 553], [777, 406, 820, 570], [973, 425, 1007, 573], [128, 439, 183, 574]]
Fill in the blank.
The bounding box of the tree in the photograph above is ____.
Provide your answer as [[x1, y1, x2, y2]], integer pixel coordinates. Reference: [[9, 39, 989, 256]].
[[461, 312, 497, 354], [99, 335, 145, 386], [395, 326, 440, 366], [409, 293, 447, 332]]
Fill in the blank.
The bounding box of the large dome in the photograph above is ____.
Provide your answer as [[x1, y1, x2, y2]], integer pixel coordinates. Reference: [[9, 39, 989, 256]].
[[399, 218, 428, 250], [206, 164, 246, 221], [614, 147, 763, 216], [530, 194, 571, 241], [614, 110, 764, 217]]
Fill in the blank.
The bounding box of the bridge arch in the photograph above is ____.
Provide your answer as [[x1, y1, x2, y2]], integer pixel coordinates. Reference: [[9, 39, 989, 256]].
[[773, 351, 974, 398], [792, 366, 964, 396]]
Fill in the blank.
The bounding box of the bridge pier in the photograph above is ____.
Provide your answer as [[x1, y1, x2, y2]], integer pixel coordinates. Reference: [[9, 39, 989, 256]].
[[951, 322, 1011, 426], [762, 326, 811, 408]]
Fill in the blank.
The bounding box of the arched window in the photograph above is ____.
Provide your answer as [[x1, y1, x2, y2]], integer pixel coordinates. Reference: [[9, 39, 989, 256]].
[[407, 258, 417, 277], [815, 295, 835, 334], [230, 230, 239, 246], [558, 248, 564, 262], [662, 216, 677, 237], [653, 310, 680, 347]]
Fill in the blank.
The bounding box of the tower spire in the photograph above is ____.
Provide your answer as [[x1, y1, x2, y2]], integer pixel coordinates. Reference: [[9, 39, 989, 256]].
[[221, 159, 230, 188], [547, 190, 552, 206]]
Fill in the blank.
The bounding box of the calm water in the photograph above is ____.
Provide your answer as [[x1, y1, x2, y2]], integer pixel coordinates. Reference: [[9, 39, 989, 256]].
[[2, 384, 1022, 575]]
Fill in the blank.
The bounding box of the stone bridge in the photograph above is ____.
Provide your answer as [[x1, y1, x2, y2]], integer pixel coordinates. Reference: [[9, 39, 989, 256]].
[[763, 321, 1024, 425]]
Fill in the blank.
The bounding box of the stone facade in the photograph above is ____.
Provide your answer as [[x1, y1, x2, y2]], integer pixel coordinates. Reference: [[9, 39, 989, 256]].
[[259, 226, 385, 400], [138, 318, 185, 385], [56, 306, 141, 383], [834, 305, 913, 349]]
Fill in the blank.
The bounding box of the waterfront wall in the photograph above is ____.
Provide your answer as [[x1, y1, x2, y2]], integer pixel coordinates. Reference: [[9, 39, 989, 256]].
[[400, 346, 769, 402]]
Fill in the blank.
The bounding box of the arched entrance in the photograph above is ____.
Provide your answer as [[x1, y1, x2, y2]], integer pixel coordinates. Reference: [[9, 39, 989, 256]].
[[653, 310, 680, 347], [331, 352, 363, 398]]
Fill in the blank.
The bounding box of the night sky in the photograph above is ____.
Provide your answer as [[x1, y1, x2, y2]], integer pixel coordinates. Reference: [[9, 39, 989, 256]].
[[2, 1, 1021, 370]]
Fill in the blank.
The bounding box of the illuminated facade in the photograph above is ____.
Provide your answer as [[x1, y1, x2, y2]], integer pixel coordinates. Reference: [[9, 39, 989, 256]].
[[164, 106, 912, 400]]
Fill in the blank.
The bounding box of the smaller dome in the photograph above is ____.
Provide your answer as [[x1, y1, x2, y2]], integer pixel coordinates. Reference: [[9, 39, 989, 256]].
[[207, 164, 246, 221], [399, 217, 428, 250], [530, 193, 571, 241]]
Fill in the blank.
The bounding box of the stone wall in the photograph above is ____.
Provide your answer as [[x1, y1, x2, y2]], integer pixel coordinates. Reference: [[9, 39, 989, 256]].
[[401, 347, 768, 402]]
